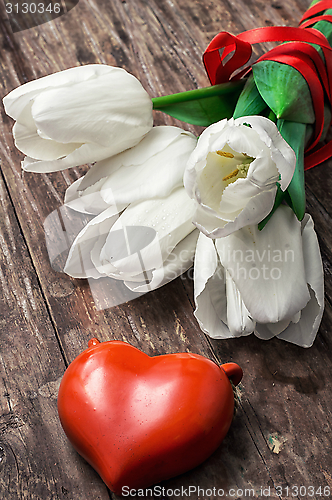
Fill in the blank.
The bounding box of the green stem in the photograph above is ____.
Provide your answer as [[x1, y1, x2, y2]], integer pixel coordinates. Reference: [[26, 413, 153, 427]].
[[151, 80, 246, 126], [151, 81, 245, 109]]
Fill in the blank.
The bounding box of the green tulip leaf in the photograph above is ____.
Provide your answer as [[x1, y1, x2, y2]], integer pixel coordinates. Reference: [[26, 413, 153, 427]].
[[233, 74, 267, 119], [278, 119, 307, 221], [152, 80, 245, 127], [253, 60, 315, 124]]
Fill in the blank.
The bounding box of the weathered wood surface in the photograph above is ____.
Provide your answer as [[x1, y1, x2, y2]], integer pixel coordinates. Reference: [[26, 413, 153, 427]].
[[0, 0, 332, 499]]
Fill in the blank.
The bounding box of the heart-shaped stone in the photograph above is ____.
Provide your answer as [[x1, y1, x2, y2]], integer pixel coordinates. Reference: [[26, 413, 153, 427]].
[[58, 339, 242, 495]]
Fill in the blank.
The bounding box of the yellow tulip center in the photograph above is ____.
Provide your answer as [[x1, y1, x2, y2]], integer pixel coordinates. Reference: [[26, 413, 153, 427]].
[[215, 149, 254, 184]]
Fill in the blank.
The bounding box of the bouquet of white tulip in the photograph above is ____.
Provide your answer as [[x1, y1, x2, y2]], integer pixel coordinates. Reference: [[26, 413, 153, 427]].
[[152, 0, 329, 346], [3, 0, 331, 347]]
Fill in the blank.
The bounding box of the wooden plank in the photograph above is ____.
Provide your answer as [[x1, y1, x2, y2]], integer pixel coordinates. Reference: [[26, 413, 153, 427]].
[[0, 171, 111, 499], [210, 306, 332, 496], [0, 152, 277, 496]]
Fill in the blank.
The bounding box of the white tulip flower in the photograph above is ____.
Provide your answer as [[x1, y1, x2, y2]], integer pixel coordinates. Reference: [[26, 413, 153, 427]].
[[194, 205, 324, 348], [64, 188, 198, 291], [184, 116, 296, 238], [3, 65, 153, 173], [59, 126, 198, 291]]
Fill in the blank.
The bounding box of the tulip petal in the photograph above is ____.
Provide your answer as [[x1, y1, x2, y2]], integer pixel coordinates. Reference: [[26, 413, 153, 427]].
[[64, 205, 123, 278], [22, 141, 142, 174], [276, 214, 324, 347], [225, 270, 256, 336], [219, 176, 276, 214], [3, 64, 103, 120], [194, 233, 231, 339], [195, 150, 240, 213], [4, 65, 112, 120], [65, 177, 112, 215], [194, 188, 276, 238], [124, 230, 199, 292], [255, 316, 295, 340], [13, 106, 82, 160], [255, 214, 324, 347], [100, 128, 196, 205], [246, 155, 279, 190], [30, 67, 152, 148], [215, 205, 311, 323], [300, 214, 324, 305], [276, 288, 322, 347], [220, 123, 273, 159]]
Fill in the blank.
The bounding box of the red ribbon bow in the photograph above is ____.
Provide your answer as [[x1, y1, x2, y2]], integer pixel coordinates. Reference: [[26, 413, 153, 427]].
[[203, 0, 332, 170]]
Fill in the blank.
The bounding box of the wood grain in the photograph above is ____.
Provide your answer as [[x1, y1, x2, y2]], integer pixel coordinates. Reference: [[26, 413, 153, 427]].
[[0, 171, 111, 499], [1, 0, 332, 498]]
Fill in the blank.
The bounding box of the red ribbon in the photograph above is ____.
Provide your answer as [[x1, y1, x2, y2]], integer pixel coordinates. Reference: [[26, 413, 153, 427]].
[[203, 1, 332, 170]]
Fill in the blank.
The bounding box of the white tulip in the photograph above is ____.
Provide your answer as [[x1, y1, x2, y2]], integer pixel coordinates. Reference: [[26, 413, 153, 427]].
[[3, 65, 153, 173], [184, 116, 296, 238], [64, 188, 198, 291], [61, 126, 198, 292], [194, 205, 324, 347]]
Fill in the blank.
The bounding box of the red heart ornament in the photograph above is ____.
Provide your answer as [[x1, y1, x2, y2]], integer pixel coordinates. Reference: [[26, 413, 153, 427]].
[[58, 339, 243, 495]]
